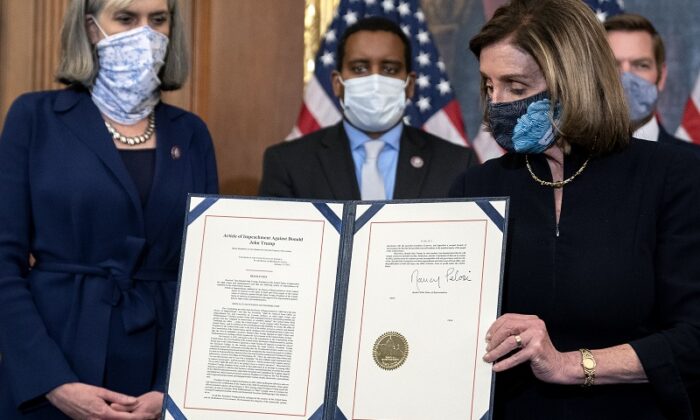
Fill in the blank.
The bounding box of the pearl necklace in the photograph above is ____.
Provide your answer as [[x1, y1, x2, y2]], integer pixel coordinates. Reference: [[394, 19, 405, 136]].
[[525, 154, 590, 188], [104, 114, 156, 146]]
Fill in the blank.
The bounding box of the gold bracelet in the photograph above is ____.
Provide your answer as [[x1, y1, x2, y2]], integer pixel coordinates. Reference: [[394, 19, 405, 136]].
[[579, 348, 596, 387]]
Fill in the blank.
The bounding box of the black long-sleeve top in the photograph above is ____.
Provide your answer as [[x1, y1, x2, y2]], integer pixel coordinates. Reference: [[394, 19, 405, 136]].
[[450, 139, 700, 419]]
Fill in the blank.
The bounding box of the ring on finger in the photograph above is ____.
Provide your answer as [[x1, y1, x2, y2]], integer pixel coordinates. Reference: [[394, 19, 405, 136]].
[[514, 334, 523, 349]]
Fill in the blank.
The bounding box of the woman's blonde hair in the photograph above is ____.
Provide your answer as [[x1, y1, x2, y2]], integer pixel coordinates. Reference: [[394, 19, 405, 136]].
[[56, 0, 188, 90], [470, 0, 631, 155]]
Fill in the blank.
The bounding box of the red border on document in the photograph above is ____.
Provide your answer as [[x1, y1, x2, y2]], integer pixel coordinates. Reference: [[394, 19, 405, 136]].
[[350, 219, 490, 420], [181, 215, 327, 417]]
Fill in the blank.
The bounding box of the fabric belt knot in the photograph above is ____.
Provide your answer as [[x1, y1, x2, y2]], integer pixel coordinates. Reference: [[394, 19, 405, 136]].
[[31, 235, 178, 385], [34, 236, 176, 334], [101, 267, 155, 334]]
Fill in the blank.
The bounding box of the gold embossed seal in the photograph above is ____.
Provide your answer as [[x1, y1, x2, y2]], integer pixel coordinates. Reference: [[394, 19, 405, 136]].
[[373, 331, 408, 370]]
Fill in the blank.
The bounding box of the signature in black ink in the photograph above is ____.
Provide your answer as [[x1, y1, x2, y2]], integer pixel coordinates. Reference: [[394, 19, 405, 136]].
[[411, 267, 471, 292], [411, 269, 441, 292], [445, 267, 471, 283]]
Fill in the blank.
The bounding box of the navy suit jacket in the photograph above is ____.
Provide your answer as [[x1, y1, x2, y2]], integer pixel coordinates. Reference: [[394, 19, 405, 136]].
[[658, 124, 700, 160], [0, 88, 218, 418], [259, 122, 476, 200]]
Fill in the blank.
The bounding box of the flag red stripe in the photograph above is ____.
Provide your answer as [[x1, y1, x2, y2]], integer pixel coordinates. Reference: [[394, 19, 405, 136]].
[[681, 98, 700, 144], [442, 100, 468, 141], [297, 104, 322, 135]]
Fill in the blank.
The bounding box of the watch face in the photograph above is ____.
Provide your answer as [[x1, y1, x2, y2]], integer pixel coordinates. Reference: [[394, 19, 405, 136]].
[[583, 359, 596, 369]]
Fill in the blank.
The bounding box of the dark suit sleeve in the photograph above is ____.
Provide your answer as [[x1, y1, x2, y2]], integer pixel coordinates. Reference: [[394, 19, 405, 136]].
[[465, 147, 477, 168], [448, 161, 485, 198], [658, 125, 700, 161], [259, 145, 295, 198], [438, 142, 478, 193], [629, 150, 700, 416], [448, 171, 468, 197], [0, 96, 79, 410], [200, 121, 219, 194]]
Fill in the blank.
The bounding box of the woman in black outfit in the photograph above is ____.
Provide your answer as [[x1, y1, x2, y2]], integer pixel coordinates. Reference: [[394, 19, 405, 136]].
[[450, 0, 700, 418]]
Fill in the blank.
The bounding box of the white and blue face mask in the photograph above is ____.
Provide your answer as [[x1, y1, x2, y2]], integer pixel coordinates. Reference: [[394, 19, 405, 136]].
[[621, 71, 659, 125], [340, 74, 409, 133], [487, 91, 560, 154], [90, 18, 169, 125]]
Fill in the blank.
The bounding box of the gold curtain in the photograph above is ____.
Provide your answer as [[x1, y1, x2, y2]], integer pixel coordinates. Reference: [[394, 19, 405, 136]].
[[303, 0, 339, 83]]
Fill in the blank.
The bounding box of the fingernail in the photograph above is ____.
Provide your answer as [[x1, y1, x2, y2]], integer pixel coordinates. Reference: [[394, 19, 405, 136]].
[[485, 333, 491, 341], [482, 353, 489, 361]]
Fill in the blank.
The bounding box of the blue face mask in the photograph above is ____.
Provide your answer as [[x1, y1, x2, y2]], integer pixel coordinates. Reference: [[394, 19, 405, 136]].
[[621, 71, 658, 125], [90, 18, 169, 125], [487, 91, 559, 154]]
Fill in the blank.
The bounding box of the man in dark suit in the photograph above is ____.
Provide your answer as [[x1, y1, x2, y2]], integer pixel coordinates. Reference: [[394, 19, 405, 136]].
[[605, 14, 700, 159], [259, 17, 475, 200]]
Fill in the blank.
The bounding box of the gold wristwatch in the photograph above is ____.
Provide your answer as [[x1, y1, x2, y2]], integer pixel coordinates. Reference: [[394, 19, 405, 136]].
[[579, 348, 596, 387]]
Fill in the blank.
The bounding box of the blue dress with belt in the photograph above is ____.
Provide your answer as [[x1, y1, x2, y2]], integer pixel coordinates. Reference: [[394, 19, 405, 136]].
[[0, 87, 219, 418]]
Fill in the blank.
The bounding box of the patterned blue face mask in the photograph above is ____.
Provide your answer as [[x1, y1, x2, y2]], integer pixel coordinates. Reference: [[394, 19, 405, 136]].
[[90, 18, 169, 125], [621, 71, 658, 125], [487, 91, 560, 154]]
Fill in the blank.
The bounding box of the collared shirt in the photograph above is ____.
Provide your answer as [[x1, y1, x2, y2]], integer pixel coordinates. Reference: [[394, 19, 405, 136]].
[[633, 116, 660, 142], [344, 121, 402, 199]]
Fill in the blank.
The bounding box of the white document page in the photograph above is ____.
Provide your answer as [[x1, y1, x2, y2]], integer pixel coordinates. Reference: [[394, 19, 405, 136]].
[[166, 197, 342, 419], [337, 201, 505, 420]]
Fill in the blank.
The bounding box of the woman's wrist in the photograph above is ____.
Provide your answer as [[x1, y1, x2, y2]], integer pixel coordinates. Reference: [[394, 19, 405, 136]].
[[555, 345, 647, 386], [557, 351, 585, 385]]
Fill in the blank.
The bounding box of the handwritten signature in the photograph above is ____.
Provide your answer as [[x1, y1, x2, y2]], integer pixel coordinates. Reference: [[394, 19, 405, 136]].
[[411, 268, 471, 292]]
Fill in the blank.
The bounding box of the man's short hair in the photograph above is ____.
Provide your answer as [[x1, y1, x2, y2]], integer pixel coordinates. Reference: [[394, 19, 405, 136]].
[[604, 14, 665, 71], [336, 16, 412, 73]]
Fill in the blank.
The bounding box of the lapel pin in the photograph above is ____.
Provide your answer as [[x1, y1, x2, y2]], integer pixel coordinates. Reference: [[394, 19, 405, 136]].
[[171, 146, 181, 160], [410, 156, 424, 169]]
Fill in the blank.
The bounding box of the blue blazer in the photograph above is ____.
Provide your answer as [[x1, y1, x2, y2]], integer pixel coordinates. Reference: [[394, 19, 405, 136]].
[[0, 88, 218, 418]]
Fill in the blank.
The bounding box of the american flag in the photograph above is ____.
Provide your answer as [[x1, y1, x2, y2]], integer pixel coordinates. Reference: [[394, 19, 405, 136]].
[[676, 74, 700, 144], [289, 0, 469, 153], [582, 0, 624, 22]]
